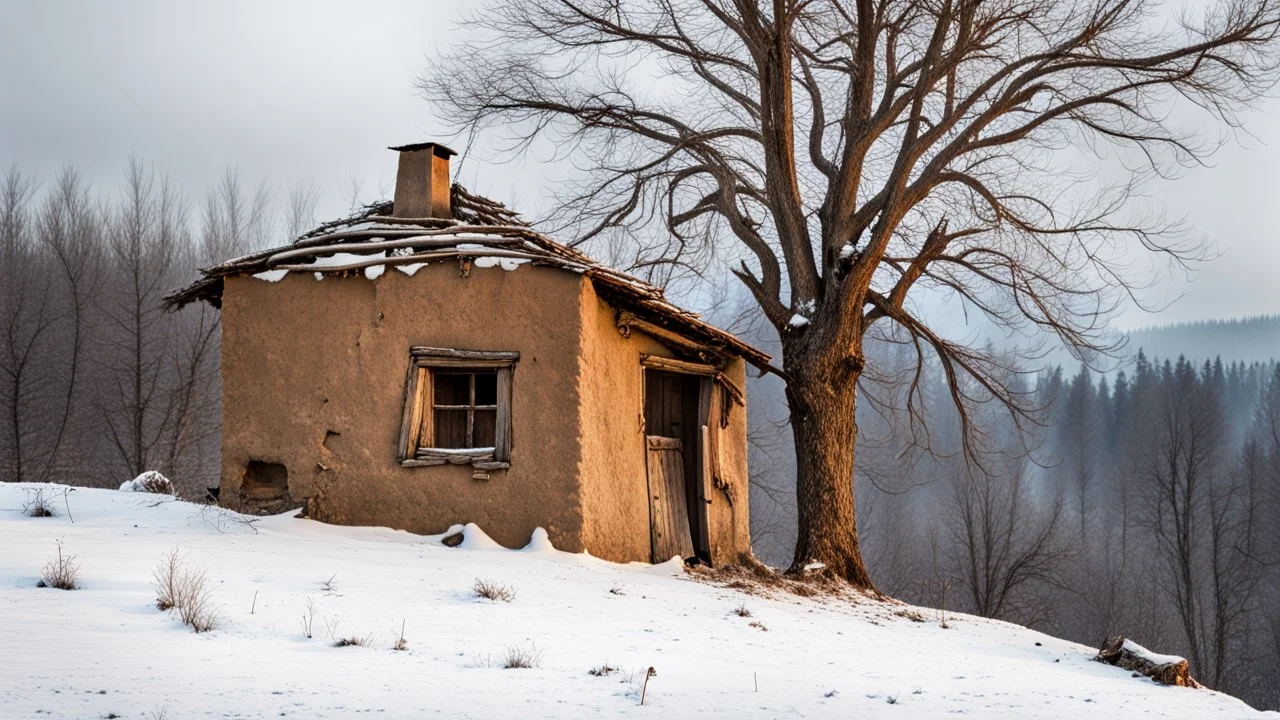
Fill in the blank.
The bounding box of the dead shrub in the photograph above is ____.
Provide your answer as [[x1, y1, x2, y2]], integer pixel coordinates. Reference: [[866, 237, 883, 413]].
[[151, 549, 183, 610], [300, 596, 317, 638], [392, 620, 408, 651], [333, 635, 370, 648], [733, 603, 751, 617], [173, 566, 218, 633], [473, 578, 515, 602], [589, 663, 618, 677], [23, 488, 57, 518], [38, 539, 79, 590], [503, 644, 540, 669]]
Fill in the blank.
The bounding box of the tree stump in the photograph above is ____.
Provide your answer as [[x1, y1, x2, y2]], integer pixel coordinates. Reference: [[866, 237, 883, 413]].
[[1095, 636, 1201, 688]]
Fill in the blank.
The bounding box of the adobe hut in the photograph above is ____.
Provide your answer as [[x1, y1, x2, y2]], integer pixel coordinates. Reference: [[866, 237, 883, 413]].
[[167, 143, 770, 565]]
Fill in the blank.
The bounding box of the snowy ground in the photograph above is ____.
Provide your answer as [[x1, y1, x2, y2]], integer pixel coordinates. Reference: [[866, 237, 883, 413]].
[[0, 483, 1270, 719]]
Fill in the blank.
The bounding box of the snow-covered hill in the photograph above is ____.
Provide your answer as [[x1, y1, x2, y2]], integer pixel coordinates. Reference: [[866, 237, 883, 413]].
[[0, 484, 1268, 719]]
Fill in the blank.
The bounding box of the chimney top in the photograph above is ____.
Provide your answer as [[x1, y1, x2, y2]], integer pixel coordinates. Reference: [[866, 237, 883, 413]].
[[388, 142, 457, 157], [391, 142, 455, 219]]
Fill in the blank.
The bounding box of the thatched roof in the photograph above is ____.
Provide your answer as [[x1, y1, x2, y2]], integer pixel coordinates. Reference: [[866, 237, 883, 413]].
[[165, 184, 770, 369]]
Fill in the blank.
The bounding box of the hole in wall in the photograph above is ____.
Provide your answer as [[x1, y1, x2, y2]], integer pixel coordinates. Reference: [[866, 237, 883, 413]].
[[242, 461, 289, 501]]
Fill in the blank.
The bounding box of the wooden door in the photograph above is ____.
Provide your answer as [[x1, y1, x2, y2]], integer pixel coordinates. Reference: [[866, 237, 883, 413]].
[[646, 435, 696, 561]]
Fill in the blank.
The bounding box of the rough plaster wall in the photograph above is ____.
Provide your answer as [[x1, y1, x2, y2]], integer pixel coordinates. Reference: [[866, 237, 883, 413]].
[[575, 282, 754, 565], [574, 285, 661, 563], [219, 262, 586, 551]]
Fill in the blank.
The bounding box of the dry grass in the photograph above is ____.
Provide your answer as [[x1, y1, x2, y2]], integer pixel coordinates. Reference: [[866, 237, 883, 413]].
[[153, 551, 219, 633], [300, 597, 317, 638], [733, 603, 751, 617], [688, 555, 878, 601], [23, 488, 58, 518], [174, 567, 217, 632], [392, 620, 408, 651], [333, 635, 371, 648], [38, 539, 79, 590], [473, 578, 515, 602], [151, 549, 183, 611], [503, 644, 540, 669], [589, 663, 618, 677]]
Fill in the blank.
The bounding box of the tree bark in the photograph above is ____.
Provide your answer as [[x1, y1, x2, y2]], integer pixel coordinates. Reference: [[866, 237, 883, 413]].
[[784, 344, 876, 590]]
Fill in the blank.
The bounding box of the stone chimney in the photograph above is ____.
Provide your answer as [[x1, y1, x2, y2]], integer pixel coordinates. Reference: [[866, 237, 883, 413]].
[[389, 142, 456, 219]]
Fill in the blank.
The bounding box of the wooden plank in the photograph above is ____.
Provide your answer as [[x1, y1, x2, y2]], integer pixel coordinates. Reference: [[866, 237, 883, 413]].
[[494, 367, 512, 462], [416, 367, 433, 451], [409, 347, 520, 364], [698, 424, 715, 563], [618, 311, 718, 358], [646, 436, 695, 562], [640, 355, 718, 376], [647, 435, 681, 450], [397, 363, 425, 462]]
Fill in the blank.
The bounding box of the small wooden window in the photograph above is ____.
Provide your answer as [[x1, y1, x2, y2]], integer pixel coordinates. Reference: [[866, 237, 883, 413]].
[[397, 347, 517, 469]]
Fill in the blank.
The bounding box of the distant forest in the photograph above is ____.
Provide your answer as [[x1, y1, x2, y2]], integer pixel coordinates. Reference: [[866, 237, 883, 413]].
[[0, 162, 313, 496], [1120, 315, 1280, 365], [750, 346, 1280, 710]]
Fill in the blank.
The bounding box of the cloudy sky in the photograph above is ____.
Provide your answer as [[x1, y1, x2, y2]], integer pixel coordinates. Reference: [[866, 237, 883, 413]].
[[2, 0, 1278, 329]]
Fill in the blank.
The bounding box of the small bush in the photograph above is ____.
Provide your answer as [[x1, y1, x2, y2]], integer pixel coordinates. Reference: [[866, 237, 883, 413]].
[[23, 488, 57, 518], [300, 596, 317, 638], [733, 603, 751, 617], [152, 549, 183, 610], [173, 566, 217, 633], [39, 540, 79, 590], [589, 664, 618, 677], [473, 578, 515, 602], [749, 621, 768, 631], [333, 635, 370, 648], [503, 644, 540, 669]]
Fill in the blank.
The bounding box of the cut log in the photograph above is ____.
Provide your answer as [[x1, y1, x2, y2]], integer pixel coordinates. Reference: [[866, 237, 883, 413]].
[[1095, 636, 1202, 688]]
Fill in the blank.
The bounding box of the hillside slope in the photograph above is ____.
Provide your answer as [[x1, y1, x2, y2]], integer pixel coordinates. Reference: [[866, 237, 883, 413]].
[[0, 484, 1268, 719]]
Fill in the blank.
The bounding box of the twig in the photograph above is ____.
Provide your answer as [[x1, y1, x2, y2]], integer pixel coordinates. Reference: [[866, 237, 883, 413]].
[[640, 667, 657, 705], [251, 590, 258, 615]]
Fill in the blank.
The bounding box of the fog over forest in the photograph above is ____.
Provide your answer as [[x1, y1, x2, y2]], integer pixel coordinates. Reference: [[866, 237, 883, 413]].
[[5, 155, 1280, 708]]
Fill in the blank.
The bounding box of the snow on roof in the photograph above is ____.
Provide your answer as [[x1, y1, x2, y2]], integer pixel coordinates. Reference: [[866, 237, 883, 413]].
[[164, 184, 771, 369]]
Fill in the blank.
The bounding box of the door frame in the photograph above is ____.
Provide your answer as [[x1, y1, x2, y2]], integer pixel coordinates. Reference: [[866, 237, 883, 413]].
[[641, 355, 717, 563]]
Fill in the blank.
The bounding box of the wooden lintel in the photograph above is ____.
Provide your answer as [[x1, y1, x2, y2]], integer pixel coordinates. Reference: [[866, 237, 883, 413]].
[[410, 347, 519, 364], [640, 354, 718, 376], [618, 311, 717, 358]]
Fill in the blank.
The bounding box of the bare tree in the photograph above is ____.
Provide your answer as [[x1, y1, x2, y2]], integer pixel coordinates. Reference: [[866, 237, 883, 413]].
[[99, 158, 183, 476], [0, 166, 45, 483], [284, 181, 320, 241], [423, 0, 1280, 585], [38, 168, 103, 483], [200, 168, 274, 261]]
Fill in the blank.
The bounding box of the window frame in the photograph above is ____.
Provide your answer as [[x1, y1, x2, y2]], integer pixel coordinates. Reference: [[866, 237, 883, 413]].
[[397, 347, 517, 470]]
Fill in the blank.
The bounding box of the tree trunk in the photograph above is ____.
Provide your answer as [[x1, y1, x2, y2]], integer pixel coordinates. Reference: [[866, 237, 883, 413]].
[[784, 346, 876, 590]]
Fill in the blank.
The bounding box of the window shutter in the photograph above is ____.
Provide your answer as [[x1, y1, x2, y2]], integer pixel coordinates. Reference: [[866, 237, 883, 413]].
[[494, 366, 513, 462], [416, 367, 434, 453]]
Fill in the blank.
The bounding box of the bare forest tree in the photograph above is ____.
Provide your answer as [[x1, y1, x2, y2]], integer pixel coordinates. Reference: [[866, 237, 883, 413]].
[[100, 158, 184, 476], [422, 0, 1280, 586], [0, 161, 280, 496]]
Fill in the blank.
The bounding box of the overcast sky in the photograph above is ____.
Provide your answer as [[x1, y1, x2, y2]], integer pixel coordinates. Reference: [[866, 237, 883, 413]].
[[2, 0, 1278, 329]]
